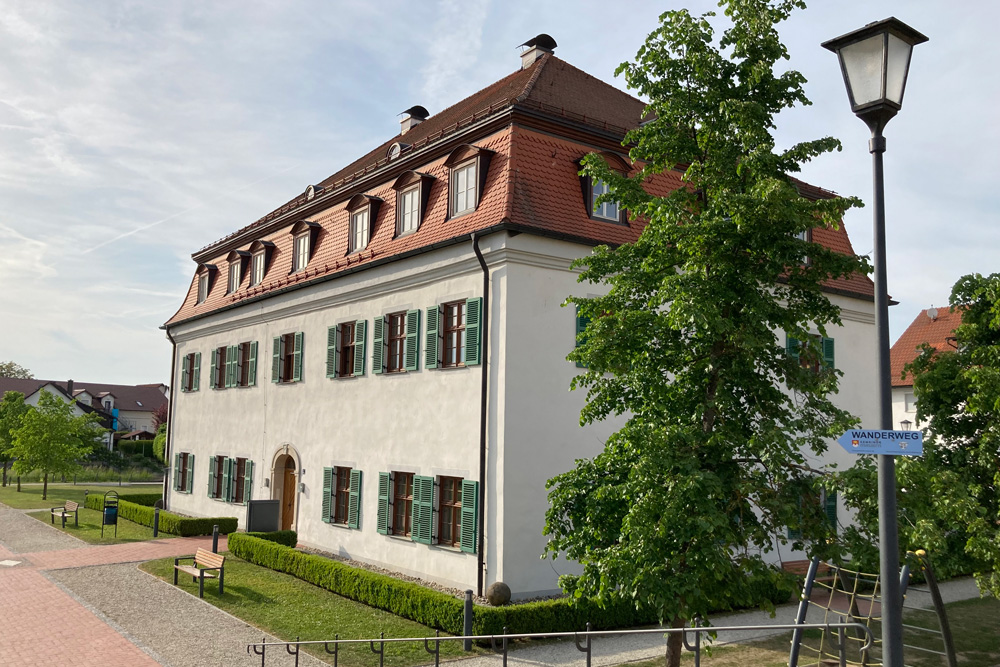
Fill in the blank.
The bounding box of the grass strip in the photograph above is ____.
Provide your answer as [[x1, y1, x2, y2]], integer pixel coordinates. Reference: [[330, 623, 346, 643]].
[[27, 506, 158, 545], [141, 554, 482, 667]]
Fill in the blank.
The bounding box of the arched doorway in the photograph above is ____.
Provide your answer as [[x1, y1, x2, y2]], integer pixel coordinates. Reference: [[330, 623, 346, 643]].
[[271, 446, 299, 531]]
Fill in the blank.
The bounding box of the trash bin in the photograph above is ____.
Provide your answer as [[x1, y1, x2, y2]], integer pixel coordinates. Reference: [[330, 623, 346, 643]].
[[103, 506, 118, 525]]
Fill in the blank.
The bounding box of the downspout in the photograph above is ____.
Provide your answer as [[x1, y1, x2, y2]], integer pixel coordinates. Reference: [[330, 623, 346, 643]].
[[471, 232, 490, 598], [163, 327, 178, 510]]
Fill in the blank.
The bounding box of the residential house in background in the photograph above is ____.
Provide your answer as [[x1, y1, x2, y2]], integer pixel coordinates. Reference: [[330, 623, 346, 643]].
[[163, 36, 878, 599], [889, 306, 964, 432]]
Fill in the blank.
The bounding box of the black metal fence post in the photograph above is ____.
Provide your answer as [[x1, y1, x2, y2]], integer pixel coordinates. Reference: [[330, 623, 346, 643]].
[[212, 524, 219, 552], [463, 589, 473, 651], [153, 508, 160, 537]]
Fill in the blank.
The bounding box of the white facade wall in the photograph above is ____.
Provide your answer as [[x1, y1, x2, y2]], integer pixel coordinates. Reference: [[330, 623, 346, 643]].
[[117, 410, 156, 434]]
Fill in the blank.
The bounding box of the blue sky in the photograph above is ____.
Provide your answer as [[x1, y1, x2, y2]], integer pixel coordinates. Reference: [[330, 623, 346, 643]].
[[1, 1, 997, 385]]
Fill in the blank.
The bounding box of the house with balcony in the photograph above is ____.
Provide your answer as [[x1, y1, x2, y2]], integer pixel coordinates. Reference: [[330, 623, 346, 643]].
[[163, 36, 878, 599]]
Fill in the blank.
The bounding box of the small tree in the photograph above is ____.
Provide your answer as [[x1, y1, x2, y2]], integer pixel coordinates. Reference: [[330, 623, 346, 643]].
[[0, 361, 32, 379], [152, 423, 167, 463], [839, 273, 1000, 596], [543, 2, 868, 664], [151, 402, 169, 431], [10, 390, 105, 499], [0, 391, 30, 487]]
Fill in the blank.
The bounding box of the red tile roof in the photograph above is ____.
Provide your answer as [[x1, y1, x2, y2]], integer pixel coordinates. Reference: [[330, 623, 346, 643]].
[[889, 307, 964, 387], [167, 54, 874, 327]]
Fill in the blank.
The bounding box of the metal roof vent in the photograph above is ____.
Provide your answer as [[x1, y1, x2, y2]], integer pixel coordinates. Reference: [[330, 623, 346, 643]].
[[518, 33, 556, 69], [399, 105, 430, 135]]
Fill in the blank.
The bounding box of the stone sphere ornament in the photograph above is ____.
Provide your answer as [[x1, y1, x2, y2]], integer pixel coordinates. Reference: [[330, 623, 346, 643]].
[[486, 581, 512, 606]]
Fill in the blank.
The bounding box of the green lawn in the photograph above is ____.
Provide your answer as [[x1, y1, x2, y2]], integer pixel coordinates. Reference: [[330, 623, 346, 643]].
[[627, 597, 999, 666], [27, 505, 159, 544], [141, 554, 482, 667], [0, 483, 94, 509]]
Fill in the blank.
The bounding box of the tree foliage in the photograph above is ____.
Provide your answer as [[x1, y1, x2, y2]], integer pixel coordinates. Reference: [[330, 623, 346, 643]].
[[542, 2, 869, 661], [0, 361, 32, 379], [839, 273, 1000, 596], [10, 390, 105, 499], [0, 391, 30, 487]]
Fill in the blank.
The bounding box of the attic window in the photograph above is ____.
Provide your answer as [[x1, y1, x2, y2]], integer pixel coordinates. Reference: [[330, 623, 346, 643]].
[[249, 240, 275, 286], [136, 401, 143, 407], [195, 264, 217, 304], [388, 143, 402, 160], [391, 171, 435, 237], [346, 194, 383, 255], [197, 274, 209, 303], [591, 180, 619, 221], [578, 152, 630, 226], [289, 221, 321, 273], [444, 144, 493, 219]]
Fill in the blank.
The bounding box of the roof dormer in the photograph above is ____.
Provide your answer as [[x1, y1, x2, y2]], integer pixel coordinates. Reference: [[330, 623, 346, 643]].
[[195, 264, 218, 304]]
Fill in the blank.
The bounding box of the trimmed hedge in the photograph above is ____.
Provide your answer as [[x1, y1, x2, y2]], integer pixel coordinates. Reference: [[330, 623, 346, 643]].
[[228, 534, 796, 636], [83, 492, 161, 508], [83, 495, 237, 536], [246, 530, 298, 548]]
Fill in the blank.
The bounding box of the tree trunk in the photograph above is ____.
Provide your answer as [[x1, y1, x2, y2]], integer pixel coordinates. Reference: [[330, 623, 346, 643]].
[[16, 475, 21, 492], [42, 472, 48, 500], [1, 461, 7, 487], [665, 616, 685, 667]]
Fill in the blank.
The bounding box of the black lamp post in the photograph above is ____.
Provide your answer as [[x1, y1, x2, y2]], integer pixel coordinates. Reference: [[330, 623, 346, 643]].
[[822, 18, 927, 667]]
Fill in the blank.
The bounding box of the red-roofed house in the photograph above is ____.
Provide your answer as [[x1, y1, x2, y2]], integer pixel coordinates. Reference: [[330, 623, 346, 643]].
[[163, 38, 877, 598], [889, 306, 964, 431]]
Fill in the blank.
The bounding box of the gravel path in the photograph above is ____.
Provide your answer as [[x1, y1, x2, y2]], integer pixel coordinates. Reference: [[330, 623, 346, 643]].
[[0, 504, 86, 553], [48, 562, 326, 667]]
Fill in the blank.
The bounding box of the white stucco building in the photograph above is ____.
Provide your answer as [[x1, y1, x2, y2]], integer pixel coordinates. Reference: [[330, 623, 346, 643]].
[[163, 38, 878, 598]]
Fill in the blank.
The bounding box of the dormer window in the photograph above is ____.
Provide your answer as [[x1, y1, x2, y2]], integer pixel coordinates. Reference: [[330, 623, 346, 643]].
[[591, 179, 619, 221], [197, 273, 209, 303], [248, 240, 275, 286], [224, 250, 250, 294], [345, 194, 382, 255], [289, 221, 320, 273], [228, 261, 241, 293], [444, 144, 493, 219], [391, 171, 435, 237]]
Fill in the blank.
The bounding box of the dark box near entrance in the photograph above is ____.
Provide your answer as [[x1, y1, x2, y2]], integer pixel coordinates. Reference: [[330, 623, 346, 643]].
[[246, 499, 280, 532]]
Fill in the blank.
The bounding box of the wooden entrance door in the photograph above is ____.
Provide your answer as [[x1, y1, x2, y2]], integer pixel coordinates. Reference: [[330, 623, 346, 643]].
[[281, 463, 296, 530]]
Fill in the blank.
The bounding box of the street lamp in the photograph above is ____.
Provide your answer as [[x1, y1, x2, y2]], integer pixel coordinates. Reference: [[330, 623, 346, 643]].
[[822, 17, 927, 667], [899, 419, 912, 431]]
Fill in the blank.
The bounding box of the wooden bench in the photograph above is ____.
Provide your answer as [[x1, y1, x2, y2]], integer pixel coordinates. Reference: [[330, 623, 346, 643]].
[[50, 501, 79, 528], [173, 548, 225, 598]]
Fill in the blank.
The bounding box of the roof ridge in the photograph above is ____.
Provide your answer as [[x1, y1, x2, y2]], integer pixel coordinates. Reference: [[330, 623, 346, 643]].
[[515, 52, 551, 103]]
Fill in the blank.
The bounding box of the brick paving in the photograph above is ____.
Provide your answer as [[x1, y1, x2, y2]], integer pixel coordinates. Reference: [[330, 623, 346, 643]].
[[0, 500, 234, 666]]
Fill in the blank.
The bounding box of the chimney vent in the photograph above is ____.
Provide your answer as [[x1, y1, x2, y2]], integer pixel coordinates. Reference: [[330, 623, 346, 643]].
[[518, 33, 556, 69], [67, 379, 74, 396], [399, 105, 430, 135]]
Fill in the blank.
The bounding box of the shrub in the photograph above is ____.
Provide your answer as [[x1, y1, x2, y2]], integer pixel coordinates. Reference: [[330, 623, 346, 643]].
[[246, 530, 298, 548], [117, 440, 157, 459], [83, 495, 236, 536]]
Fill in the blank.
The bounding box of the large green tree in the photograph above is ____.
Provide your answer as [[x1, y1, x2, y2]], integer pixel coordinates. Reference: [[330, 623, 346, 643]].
[[0, 391, 30, 487], [10, 390, 105, 499], [542, 2, 869, 663], [839, 273, 1000, 597]]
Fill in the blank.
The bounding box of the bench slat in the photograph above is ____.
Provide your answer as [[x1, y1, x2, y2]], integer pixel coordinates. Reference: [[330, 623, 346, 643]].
[[193, 549, 225, 569], [175, 565, 218, 578]]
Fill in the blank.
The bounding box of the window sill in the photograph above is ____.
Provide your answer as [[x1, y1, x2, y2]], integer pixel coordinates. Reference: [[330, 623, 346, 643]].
[[345, 247, 368, 257], [394, 228, 419, 239], [449, 208, 476, 221], [589, 214, 630, 227], [331, 374, 357, 380], [328, 521, 354, 530], [437, 364, 467, 371], [387, 533, 414, 542]]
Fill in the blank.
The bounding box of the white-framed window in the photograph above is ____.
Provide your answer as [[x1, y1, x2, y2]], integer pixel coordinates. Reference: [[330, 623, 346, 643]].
[[293, 233, 310, 272], [904, 392, 917, 413], [227, 261, 240, 294], [197, 273, 209, 303], [398, 187, 420, 235], [591, 179, 619, 221], [251, 251, 265, 286], [350, 209, 370, 253], [451, 161, 477, 216]]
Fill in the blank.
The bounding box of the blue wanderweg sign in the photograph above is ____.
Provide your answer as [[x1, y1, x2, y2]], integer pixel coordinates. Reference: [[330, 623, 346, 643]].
[[837, 429, 923, 456]]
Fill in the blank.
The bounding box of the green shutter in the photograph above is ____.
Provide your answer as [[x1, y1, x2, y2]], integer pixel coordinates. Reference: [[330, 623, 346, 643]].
[[326, 327, 338, 378], [786, 335, 800, 361], [825, 490, 838, 532], [292, 332, 304, 382], [575, 307, 591, 369], [225, 346, 236, 388], [460, 479, 479, 553], [425, 306, 440, 369], [377, 472, 391, 534], [210, 348, 219, 389], [353, 320, 367, 376], [321, 467, 333, 523], [181, 356, 191, 393], [348, 469, 362, 529], [173, 453, 182, 491], [372, 316, 385, 375], [192, 353, 201, 391], [243, 460, 254, 505], [271, 336, 281, 383], [822, 337, 835, 370], [411, 475, 434, 544], [186, 454, 195, 493], [464, 297, 482, 365], [208, 456, 217, 498], [404, 309, 420, 371], [247, 342, 258, 386], [221, 457, 232, 502]]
